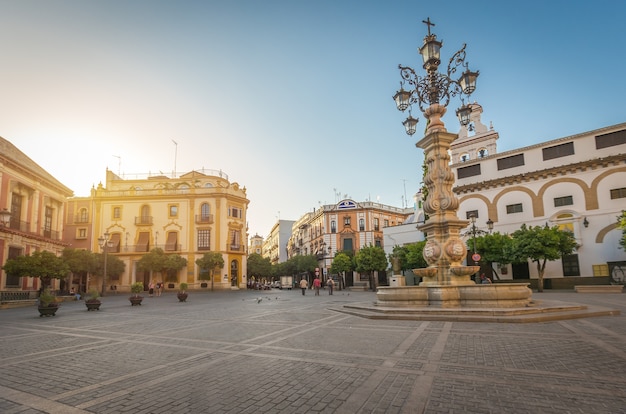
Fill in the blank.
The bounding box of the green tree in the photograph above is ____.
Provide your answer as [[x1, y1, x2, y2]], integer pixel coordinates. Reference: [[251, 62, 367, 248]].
[[136, 248, 186, 283], [2, 250, 70, 288], [355, 245, 388, 291], [510, 224, 578, 292], [618, 210, 626, 250], [473, 232, 515, 280], [247, 253, 272, 279], [195, 251, 225, 290], [164, 254, 188, 282], [330, 252, 354, 289], [405, 241, 428, 270], [62, 248, 97, 292]]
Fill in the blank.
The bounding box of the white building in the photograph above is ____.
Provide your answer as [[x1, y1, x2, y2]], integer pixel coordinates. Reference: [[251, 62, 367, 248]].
[[385, 104, 626, 287]]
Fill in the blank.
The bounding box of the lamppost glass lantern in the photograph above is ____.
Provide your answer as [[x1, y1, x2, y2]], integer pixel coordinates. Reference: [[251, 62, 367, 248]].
[[419, 35, 442, 70], [393, 86, 412, 112], [486, 218, 494, 232], [456, 104, 472, 126], [0, 208, 11, 227], [402, 113, 419, 136]]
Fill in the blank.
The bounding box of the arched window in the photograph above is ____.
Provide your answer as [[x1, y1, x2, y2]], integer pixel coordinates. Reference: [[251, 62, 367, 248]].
[[460, 153, 470, 162], [201, 203, 210, 219], [478, 148, 488, 158], [79, 208, 88, 223]]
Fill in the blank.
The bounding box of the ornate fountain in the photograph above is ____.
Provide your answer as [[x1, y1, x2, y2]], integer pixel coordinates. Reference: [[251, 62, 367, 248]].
[[378, 18, 532, 308]]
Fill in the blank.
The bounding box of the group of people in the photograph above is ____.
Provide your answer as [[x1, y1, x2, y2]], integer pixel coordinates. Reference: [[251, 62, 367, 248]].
[[299, 276, 335, 296], [148, 281, 164, 297]]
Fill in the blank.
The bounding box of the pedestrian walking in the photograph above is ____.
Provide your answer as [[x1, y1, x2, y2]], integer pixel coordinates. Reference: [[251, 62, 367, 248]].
[[149, 282, 155, 297], [299, 278, 308, 295], [313, 277, 321, 296], [327, 277, 334, 295]]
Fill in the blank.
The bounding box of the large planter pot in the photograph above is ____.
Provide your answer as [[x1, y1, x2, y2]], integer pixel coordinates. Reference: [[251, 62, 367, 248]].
[[177, 292, 188, 302], [85, 300, 101, 311], [38, 304, 59, 317], [129, 296, 144, 306]]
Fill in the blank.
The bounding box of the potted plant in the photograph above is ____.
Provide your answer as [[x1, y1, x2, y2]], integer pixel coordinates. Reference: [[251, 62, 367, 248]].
[[129, 282, 144, 306], [38, 288, 60, 317], [177, 282, 188, 302], [85, 288, 102, 311]]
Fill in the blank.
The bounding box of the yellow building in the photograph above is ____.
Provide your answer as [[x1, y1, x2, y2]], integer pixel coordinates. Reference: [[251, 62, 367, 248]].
[[64, 168, 249, 293]]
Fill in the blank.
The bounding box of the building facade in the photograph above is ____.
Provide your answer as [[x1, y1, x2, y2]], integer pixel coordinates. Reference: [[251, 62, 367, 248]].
[[262, 219, 295, 264], [0, 137, 73, 292], [288, 200, 413, 286], [383, 106, 626, 286], [64, 168, 249, 292], [453, 118, 626, 282]]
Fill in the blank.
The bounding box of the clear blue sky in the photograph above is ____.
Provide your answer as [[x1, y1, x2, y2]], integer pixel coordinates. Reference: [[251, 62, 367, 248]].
[[1, 0, 624, 238]]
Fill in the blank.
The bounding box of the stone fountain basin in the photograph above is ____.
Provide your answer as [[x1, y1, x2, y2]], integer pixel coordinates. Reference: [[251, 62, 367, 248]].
[[376, 283, 532, 308]]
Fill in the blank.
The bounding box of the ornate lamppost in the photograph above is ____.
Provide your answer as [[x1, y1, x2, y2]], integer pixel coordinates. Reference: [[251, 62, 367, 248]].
[[393, 18, 480, 285], [98, 232, 112, 296]]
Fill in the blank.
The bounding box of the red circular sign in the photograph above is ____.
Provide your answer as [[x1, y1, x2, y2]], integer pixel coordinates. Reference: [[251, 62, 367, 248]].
[[472, 253, 481, 262]]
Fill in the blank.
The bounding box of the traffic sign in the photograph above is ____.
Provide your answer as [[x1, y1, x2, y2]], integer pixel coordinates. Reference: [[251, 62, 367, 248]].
[[472, 253, 481, 262]]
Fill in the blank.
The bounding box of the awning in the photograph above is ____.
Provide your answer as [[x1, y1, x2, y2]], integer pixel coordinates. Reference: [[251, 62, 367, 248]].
[[165, 232, 177, 251], [135, 232, 149, 252], [108, 233, 121, 253]]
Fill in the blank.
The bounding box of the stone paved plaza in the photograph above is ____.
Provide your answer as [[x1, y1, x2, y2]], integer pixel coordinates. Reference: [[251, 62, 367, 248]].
[[1, 288, 625, 413]]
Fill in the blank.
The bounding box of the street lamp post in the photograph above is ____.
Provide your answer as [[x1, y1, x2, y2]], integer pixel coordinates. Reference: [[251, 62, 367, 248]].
[[0, 208, 11, 227], [98, 232, 112, 296], [393, 18, 479, 285], [467, 214, 494, 276]]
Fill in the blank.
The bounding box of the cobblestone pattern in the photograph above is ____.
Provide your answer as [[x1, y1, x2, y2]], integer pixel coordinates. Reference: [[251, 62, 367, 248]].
[[0, 290, 625, 413]]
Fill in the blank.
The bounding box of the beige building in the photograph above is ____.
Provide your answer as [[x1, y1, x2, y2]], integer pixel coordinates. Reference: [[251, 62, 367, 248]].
[[288, 200, 412, 287], [0, 137, 73, 292], [64, 168, 249, 293]]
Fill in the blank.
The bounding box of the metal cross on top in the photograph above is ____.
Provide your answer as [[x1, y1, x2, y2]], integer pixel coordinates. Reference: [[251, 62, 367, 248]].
[[422, 17, 435, 36]]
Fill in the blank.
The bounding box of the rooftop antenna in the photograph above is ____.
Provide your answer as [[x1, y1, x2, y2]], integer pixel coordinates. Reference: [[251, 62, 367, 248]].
[[172, 140, 178, 178], [112, 155, 121, 176]]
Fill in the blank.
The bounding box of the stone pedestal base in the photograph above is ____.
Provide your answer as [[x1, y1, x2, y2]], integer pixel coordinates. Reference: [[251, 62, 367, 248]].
[[389, 275, 406, 287]]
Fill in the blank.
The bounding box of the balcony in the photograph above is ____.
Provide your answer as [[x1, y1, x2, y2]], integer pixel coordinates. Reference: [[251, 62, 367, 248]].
[[229, 244, 241, 251], [134, 216, 153, 225], [195, 214, 214, 224], [1, 219, 62, 241]]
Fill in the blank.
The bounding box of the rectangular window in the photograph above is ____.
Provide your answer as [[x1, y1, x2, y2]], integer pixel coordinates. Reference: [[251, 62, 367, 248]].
[[198, 230, 211, 250], [595, 129, 626, 149], [466, 210, 478, 219], [169, 205, 178, 218], [344, 216, 351, 226], [113, 206, 121, 219], [506, 203, 523, 214], [374, 218, 379, 231], [610, 187, 626, 199], [542, 141, 574, 160], [497, 153, 525, 170], [383, 219, 389, 227], [43, 206, 53, 238], [457, 164, 481, 179], [359, 218, 365, 231], [554, 196, 573, 207], [562, 254, 580, 276], [230, 230, 241, 251], [229, 207, 241, 218], [76, 228, 87, 239], [331, 221, 336, 233], [5, 247, 23, 287]]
